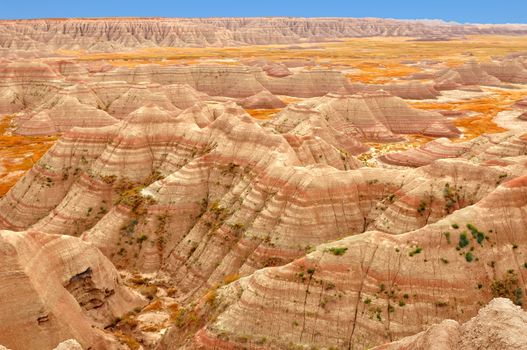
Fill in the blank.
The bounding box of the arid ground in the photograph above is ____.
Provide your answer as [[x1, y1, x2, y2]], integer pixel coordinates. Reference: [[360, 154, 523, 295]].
[[1, 18, 527, 350]]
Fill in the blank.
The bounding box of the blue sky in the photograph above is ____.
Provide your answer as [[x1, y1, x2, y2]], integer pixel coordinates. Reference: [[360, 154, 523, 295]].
[[1, 0, 526, 24]]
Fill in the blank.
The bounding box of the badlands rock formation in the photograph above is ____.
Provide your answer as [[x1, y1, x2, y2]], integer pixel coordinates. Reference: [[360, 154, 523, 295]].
[[237, 90, 286, 109], [1, 16, 527, 350], [1, 18, 527, 52], [167, 171, 527, 349], [0, 230, 144, 350], [0, 340, 82, 350], [269, 92, 459, 143], [375, 298, 527, 350]]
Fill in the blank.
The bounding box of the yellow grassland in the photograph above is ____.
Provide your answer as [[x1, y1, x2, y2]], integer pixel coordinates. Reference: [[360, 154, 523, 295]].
[[0, 116, 57, 196]]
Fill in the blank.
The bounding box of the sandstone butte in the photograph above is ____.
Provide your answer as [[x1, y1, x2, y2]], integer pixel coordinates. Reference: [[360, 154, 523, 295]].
[[0, 16, 527, 350]]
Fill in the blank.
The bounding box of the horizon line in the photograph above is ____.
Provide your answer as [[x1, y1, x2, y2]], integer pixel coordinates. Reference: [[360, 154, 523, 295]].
[[0, 16, 526, 25]]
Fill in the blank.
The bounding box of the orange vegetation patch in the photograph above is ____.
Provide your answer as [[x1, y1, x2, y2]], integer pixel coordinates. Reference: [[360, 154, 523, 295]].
[[142, 299, 163, 312], [245, 109, 281, 120], [359, 134, 435, 162], [348, 62, 421, 84], [279, 96, 303, 105], [0, 116, 57, 196], [411, 88, 527, 141], [114, 330, 141, 350], [58, 35, 527, 72]]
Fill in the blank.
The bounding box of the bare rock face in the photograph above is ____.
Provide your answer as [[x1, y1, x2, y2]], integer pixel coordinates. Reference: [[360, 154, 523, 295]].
[[348, 82, 440, 100], [435, 61, 502, 90], [53, 340, 83, 350], [245, 59, 293, 77], [270, 92, 459, 143], [375, 298, 527, 350], [170, 174, 527, 349], [0, 230, 144, 350], [262, 69, 352, 97], [1, 18, 526, 52], [17, 97, 118, 135], [482, 58, 527, 84], [380, 131, 527, 167], [2, 18, 527, 350], [237, 90, 286, 109]]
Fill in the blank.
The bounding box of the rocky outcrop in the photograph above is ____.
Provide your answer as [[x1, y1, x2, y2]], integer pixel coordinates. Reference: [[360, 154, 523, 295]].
[[3, 17, 527, 350], [435, 61, 502, 90], [482, 58, 527, 84], [172, 173, 527, 349], [348, 82, 440, 100], [52, 340, 83, 350], [380, 131, 527, 167], [269, 92, 459, 143], [0, 230, 144, 350], [237, 90, 286, 109], [374, 298, 527, 350], [1, 18, 526, 52], [1, 339, 83, 350]]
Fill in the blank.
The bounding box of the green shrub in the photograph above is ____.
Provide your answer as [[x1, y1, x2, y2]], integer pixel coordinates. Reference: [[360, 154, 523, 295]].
[[417, 201, 427, 214], [458, 233, 470, 248], [136, 234, 148, 244], [409, 247, 422, 257], [327, 247, 348, 256], [491, 270, 523, 306]]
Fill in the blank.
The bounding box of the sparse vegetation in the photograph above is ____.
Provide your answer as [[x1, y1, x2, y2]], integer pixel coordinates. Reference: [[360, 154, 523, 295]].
[[458, 232, 470, 248], [491, 270, 523, 306], [409, 246, 423, 257], [136, 234, 148, 244], [417, 201, 427, 215], [326, 247, 348, 256]]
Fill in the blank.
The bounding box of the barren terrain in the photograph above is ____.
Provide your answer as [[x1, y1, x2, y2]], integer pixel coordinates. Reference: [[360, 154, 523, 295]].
[[1, 17, 527, 350]]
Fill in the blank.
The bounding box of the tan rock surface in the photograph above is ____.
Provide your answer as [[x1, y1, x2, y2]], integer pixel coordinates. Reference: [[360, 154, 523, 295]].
[[1, 18, 526, 51], [375, 298, 527, 350], [0, 230, 144, 350]]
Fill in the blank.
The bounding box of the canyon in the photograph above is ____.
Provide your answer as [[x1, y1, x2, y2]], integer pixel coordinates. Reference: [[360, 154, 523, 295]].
[[0, 17, 527, 350]]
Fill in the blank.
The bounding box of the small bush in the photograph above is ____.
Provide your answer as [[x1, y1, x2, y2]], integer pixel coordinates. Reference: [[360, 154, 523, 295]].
[[417, 201, 427, 215], [491, 270, 523, 306], [138, 285, 158, 300], [458, 233, 470, 248], [327, 247, 348, 256], [409, 247, 422, 257], [136, 234, 148, 244]]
